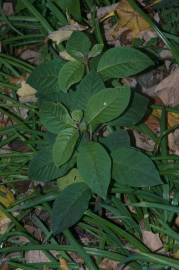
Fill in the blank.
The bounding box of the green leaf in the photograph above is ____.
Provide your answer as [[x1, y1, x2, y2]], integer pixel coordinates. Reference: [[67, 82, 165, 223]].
[[111, 92, 150, 126], [66, 31, 91, 59], [53, 127, 79, 167], [28, 146, 75, 181], [27, 59, 65, 99], [72, 71, 105, 110], [39, 102, 72, 134], [58, 60, 85, 92], [112, 147, 162, 187], [99, 130, 130, 152], [57, 168, 83, 190], [54, 0, 81, 21], [88, 44, 104, 58], [85, 87, 131, 128], [52, 182, 91, 234], [97, 47, 154, 80], [77, 142, 111, 199]]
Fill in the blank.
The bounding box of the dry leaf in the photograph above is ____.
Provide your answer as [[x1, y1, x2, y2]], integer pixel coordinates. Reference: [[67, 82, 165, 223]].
[[59, 258, 70, 270], [17, 81, 37, 103], [25, 251, 50, 263], [112, 0, 150, 38], [48, 21, 88, 44], [154, 68, 179, 107], [142, 230, 163, 251], [59, 50, 75, 61], [0, 186, 15, 234]]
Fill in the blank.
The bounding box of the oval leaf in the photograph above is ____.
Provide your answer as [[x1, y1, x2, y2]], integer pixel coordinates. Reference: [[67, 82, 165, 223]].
[[39, 102, 71, 134], [53, 127, 79, 167], [66, 31, 91, 59], [52, 182, 91, 234], [58, 60, 85, 92], [29, 147, 75, 181], [97, 47, 154, 80], [99, 130, 130, 152], [77, 142, 111, 199], [27, 59, 65, 99], [112, 147, 162, 187], [85, 87, 131, 128]]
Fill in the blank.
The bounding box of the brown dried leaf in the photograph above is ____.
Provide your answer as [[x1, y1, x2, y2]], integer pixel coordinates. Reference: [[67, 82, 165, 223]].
[[48, 21, 88, 44], [154, 68, 179, 106], [142, 230, 163, 251]]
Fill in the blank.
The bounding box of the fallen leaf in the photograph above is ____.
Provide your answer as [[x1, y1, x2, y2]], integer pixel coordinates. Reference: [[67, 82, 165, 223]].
[[17, 81, 37, 103], [154, 68, 179, 107], [173, 250, 179, 259], [59, 50, 75, 61], [142, 230, 163, 251], [111, 0, 150, 38], [0, 186, 15, 234], [59, 258, 70, 270], [48, 21, 88, 44]]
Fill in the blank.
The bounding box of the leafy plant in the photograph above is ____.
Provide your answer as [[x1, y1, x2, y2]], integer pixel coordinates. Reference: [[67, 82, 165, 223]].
[[27, 32, 158, 237]]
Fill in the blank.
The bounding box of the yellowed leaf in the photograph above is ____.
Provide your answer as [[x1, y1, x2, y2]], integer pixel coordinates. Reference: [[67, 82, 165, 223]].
[[17, 81, 37, 98], [173, 250, 179, 259], [112, 0, 150, 38], [48, 22, 88, 44], [17, 81, 37, 102], [0, 186, 15, 234], [59, 50, 75, 61], [59, 258, 70, 270]]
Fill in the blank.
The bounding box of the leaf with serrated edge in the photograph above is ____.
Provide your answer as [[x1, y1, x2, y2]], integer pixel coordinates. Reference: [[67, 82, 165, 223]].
[[85, 87, 131, 128], [112, 147, 162, 187], [58, 60, 85, 92], [53, 128, 79, 167], [52, 182, 91, 234], [97, 47, 153, 80], [39, 102, 72, 134], [77, 142, 111, 199]]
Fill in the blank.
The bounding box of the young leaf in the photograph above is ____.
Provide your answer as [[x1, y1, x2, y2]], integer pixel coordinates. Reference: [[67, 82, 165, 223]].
[[52, 183, 91, 234], [85, 87, 131, 128], [57, 168, 83, 191], [99, 130, 130, 152], [28, 146, 75, 181], [39, 102, 72, 134], [53, 127, 79, 167], [88, 44, 104, 58], [58, 60, 85, 92], [66, 31, 91, 59], [77, 142, 111, 199], [97, 47, 154, 80], [111, 92, 149, 126], [27, 59, 65, 99], [112, 147, 162, 187], [71, 71, 105, 110]]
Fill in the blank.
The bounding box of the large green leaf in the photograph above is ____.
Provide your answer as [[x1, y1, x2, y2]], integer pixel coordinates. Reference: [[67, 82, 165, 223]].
[[52, 182, 91, 234], [85, 87, 131, 128], [71, 71, 105, 110], [77, 142, 111, 199], [112, 147, 162, 187], [27, 59, 65, 99], [58, 60, 85, 92], [111, 92, 150, 126], [97, 47, 154, 80], [28, 146, 75, 181], [99, 129, 130, 152], [39, 102, 71, 134], [66, 31, 91, 59], [53, 127, 79, 167]]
